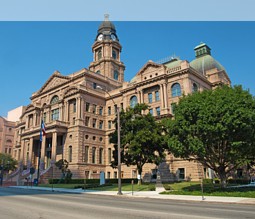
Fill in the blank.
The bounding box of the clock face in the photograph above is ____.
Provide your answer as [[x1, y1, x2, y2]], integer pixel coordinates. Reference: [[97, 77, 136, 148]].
[[111, 34, 116, 41], [97, 34, 103, 41]]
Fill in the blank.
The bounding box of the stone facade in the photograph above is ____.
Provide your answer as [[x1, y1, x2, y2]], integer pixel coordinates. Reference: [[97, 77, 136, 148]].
[[13, 17, 231, 182]]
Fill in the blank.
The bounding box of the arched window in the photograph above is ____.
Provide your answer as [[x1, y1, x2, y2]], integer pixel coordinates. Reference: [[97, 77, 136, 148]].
[[171, 83, 182, 97], [50, 95, 59, 104], [130, 96, 138, 108], [114, 70, 119, 80], [192, 83, 198, 93], [96, 70, 101, 74]]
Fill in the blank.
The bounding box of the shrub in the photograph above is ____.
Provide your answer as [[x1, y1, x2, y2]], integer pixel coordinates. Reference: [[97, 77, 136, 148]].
[[203, 179, 213, 184], [163, 184, 171, 190]]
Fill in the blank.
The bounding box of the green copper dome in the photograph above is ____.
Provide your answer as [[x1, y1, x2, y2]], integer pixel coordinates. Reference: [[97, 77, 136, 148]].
[[190, 43, 225, 75], [164, 58, 182, 69]]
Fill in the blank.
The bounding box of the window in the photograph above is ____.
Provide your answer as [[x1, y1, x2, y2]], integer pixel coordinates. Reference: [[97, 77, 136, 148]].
[[93, 82, 97, 89], [132, 170, 137, 178], [107, 172, 111, 179], [83, 146, 89, 163], [156, 107, 160, 116], [85, 102, 90, 112], [99, 120, 103, 129], [192, 83, 198, 93], [68, 146, 72, 162], [149, 108, 153, 115], [114, 104, 117, 114], [237, 169, 243, 178], [112, 50, 117, 59], [130, 96, 138, 108], [114, 171, 117, 178], [96, 70, 101, 74], [72, 117, 75, 125], [171, 103, 177, 115], [99, 106, 103, 115], [108, 148, 111, 164], [73, 101, 76, 113], [171, 83, 182, 97], [155, 91, 160, 101], [120, 103, 123, 110], [92, 147, 96, 164], [114, 70, 119, 80], [99, 148, 103, 164], [108, 121, 112, 129], [43, 113, 46, 123], [178, 168, 185, 180], [148, 93, 153, 103], [85, 117, 90, 126], [50, 95, 59, 104], [108, 106, 111, 115], [92, 104, 97, 114], [98, 49, 102, 60], [92, 119, 97, 128], [51, 108, 59, 121]]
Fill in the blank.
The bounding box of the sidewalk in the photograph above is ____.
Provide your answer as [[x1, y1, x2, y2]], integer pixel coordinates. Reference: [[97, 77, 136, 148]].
[[10, 186, 255, 205]]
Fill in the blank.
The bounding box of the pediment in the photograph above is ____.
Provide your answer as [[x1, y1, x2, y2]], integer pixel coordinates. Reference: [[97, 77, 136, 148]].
[[64, 87, 80, 98], [137, 61, 162, 76], [38, 71, 70, 94]]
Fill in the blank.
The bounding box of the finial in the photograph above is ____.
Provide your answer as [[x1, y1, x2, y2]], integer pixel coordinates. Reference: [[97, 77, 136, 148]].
[[104, 14, 109, 21]]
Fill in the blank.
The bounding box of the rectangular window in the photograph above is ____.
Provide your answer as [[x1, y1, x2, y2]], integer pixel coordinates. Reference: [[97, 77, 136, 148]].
[[108, 120, 112, 129], [85, 117, 90, 126], [114, 104, 117, 114], [83, 146, 89, 163], [99, 106, 103, 115], [149, 108, 153, 115], [120, 103, 123, 110], [148, 93, 153, 103], [43, 113, 46, 123], [73, 101, 76, 113], [155, 91, 160, 101], [132, 170, 137, 178], [178, 168, 185, 180], [72, 117, 75, 125], [108, 106, 111, 115], [92, 147, 96, 164], [85, 102, 90, 112], [107, 172, 111, 179], [99, 120, 103, 130], [114, 171, 117, 179], [93, 82, 97, 89], [93, 104, 97, 114], [51, 108, 59, 121], [92, 119, 97, 128], [156, 107, 160, 116], [99, 148, 103, 164], [108, 148, 111, 164], [68, 146, 72, 162]]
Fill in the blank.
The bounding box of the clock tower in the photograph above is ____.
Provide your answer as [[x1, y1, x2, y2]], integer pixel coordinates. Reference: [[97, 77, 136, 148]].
[[89, 14, 125, 84]]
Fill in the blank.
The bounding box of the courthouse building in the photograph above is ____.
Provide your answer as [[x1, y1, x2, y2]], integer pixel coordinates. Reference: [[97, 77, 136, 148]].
[[13, 17, 230, 181]]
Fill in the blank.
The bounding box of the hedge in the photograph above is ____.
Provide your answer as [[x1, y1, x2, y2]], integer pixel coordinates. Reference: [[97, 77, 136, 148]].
[[49, 178, 138, 184]]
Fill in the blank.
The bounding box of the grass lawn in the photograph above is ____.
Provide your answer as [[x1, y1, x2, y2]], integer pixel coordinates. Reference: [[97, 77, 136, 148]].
[[39, 183, 155, 191], [162, 181, 255, 198]]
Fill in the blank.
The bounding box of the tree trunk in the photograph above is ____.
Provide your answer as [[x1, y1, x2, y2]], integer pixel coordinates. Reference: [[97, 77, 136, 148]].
[[218, 170, 227, 188], [137, 166, 142, 185]]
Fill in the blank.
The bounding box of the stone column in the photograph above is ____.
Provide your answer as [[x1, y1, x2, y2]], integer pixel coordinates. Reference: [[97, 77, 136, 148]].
[[65, 101, 69, 122], [52, 132, 57, 161], [163, 83, 168, 109], [29, 138, 33, 163], [77, 97, 81, 119], [137, 91, 141, 103], [40, 136, 46, 169], [140, 90, 144, 103], [160, 84, 164, 109], [20, 139, 25, 162], [80, 97, 84, 120]]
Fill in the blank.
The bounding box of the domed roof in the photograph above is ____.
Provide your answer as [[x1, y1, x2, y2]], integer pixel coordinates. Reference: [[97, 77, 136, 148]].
[[190, 43, 225, 75], [98, 14, 116, 34]]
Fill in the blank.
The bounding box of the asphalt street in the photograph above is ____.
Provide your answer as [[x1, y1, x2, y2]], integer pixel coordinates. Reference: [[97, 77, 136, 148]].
[[0, 187, 255, 219]]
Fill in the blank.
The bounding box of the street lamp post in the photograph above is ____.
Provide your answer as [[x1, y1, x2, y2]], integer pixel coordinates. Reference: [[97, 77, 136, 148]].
[[96, 85, 122, 195]]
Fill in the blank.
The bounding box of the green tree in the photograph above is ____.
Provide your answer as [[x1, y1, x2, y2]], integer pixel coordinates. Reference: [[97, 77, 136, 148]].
[[166, 85, 255, 187], [55, 159, 72, 183], [0, 153, 18, 171], [110, 103, 166, 184]]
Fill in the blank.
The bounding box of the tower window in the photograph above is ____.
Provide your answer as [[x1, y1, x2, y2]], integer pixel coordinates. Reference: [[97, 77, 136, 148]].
[[112, 50, 117, 59], [97, 49, 102, 60], [114, 70, 119, 80]]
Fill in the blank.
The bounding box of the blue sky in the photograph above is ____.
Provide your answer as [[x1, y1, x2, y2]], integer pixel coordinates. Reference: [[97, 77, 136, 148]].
[[0, 1, 255, 117], [0, 21, 255, 117]]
